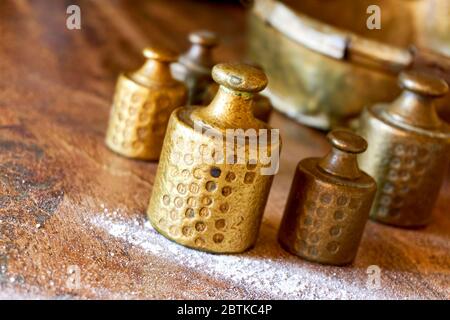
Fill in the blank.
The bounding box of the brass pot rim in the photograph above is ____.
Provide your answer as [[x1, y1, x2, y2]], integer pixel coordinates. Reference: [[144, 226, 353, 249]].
[[252, 0, 413, 74]]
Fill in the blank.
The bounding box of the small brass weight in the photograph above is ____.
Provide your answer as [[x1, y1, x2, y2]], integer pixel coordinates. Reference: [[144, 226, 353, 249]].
[[358, 71, 450, 227], [147, 63, 280, 253], [171, 30, 219, 105], [106, 47, 187, 160], [278, 129, 376, 265]]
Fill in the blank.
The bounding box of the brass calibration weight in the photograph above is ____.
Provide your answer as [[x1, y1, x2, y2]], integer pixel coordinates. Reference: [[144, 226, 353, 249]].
[[147, 63, 280, 253], [278, 130, 376, 265], [105, 47, 187, 160], [171, 30, 218, 105], [358, 71, 450, 228]]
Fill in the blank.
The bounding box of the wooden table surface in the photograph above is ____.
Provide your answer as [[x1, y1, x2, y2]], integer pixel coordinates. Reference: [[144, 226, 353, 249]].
[[0, 0, 449, 299]]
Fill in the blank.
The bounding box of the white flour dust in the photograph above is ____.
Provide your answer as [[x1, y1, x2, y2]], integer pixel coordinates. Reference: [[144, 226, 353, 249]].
[[89, 210, 414, 299]]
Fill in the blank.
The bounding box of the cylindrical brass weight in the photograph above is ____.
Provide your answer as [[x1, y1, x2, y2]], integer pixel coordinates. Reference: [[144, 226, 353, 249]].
[[358, 71, 450, 228], [171, 30, 218, 105], [278, 130, 376, 265], [147, 63, 280, 253], [105, 47, 187, 160]]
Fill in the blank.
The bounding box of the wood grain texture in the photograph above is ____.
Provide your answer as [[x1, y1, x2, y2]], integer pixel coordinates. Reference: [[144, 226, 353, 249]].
[[0, 0, 448, 299]]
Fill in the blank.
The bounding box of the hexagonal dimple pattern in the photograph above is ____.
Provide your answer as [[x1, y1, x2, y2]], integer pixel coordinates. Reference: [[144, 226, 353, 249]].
[[109, 91, 165, 148], [161, 157, 237, 246], [151, 136, 269, 251], [376, 143, 431, 219], [106, 76, 185, 158], [294, 191, 362, 258]]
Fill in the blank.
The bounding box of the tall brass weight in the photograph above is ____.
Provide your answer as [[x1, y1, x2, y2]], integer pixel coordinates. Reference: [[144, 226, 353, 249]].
[[278, 130, 376, 265], [358, 71, 450, 228], [105, 47, 187, 160], [147, 63, 280, 253]]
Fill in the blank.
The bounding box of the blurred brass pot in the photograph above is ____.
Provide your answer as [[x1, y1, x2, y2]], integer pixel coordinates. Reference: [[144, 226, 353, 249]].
[[248, 0, 450, 129]]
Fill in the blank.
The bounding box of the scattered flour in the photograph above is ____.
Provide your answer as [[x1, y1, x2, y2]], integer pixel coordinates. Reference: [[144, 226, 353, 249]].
[[89, 212, 419, 299]]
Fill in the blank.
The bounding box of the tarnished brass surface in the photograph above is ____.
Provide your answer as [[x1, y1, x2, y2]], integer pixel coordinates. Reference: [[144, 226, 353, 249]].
[[283, 0, 450, 57], [358, 71, 450, 228], [171, 30, 218, 105], [147, 63, 279, 253], [417, 0, 450, 57], [105, 47, 187, 160], [278, 130, 376, 265], [248, 0, 450, 129]]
